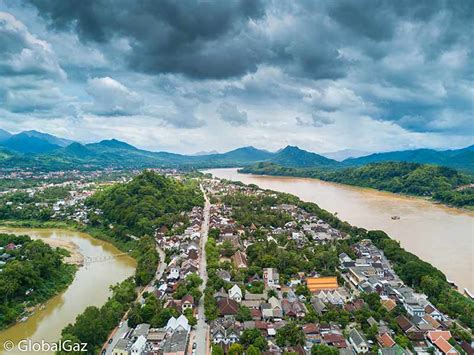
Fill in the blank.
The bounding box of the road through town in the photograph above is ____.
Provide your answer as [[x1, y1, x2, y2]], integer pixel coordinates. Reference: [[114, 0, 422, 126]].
[[195, 185, 210, 355]]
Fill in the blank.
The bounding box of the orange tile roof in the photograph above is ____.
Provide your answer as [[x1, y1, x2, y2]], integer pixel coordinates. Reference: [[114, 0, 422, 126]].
[[427, 331, 452, 342], [434, 337, 458, 354], [306, 277, 338, 292], [376, 333, 396, 348], [381, 298, 397, 311]]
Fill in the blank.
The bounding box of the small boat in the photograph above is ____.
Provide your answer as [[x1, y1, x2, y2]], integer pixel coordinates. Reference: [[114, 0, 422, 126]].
[[464, 288, 474, 300], [391, 216, 400, 220], [19, 316, 29, 322]]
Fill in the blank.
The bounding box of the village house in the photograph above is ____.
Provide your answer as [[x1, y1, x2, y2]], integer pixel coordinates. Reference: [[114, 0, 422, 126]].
[[263, 267, 280, 288], [228, 284, 243, 303], [349, 329, 369, 353]]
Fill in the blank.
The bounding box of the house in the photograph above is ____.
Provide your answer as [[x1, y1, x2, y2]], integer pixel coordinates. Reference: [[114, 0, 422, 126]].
[[349, 329, 369, 353], [323, 333, 348, 349], [228, 284, 243, 303], [217, 297, 239, 317], [281, 299, 307, 318], [232, 251, 248, 269], [424, 304, 443, 321], [181, 294, 194, 312], [130, 335, 147, 355], [261, 296, 283, 320], [315, 288, 350, 305], [311, 297, 327, 315], [210, 320, 240, 345], [162, 330, 189, 355], [165, 315, 190, 333], [132, 323, 150, 340], [112, 338, 129, 355], [376, 333, 396, 348], [426, 331, 459, 355], [263, 268, 280, 288], [395, 315, 417, 334], [147, 329, 167, 350], [306, 277, 338, 293], [167, 267, 180, 281], [381, 298, 397, 312]]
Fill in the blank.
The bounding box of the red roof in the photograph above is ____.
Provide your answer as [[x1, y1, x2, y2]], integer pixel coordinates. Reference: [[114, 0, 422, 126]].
[[217, 297, 239, 315], [427, 331, 452, 342], [433, 337, 457, 354], [302, 323, 319, 334], [376, 333, 396, 348]]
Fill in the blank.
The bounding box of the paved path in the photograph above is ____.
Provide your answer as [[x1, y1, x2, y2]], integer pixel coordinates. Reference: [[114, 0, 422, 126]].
[[195, 185, 210, 355]]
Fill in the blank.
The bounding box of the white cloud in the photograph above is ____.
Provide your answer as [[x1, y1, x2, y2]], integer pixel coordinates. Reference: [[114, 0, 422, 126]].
[[85, 76, 143, 116]]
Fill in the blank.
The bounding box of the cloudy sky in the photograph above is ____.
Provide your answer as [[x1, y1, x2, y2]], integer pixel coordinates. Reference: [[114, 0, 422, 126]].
[[0, 0, 472, 154]]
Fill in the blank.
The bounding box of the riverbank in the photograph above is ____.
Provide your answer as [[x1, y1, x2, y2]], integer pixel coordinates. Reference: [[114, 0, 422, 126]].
[[206, 168, 474, 294], [0, 232, 78, 332], [0, 227, 136, 354], [0, 219, 136, 254]]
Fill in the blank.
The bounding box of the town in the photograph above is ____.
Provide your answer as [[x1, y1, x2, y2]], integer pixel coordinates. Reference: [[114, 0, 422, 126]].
[[0, 172, 472, 355], [96, 176, 473, 354]]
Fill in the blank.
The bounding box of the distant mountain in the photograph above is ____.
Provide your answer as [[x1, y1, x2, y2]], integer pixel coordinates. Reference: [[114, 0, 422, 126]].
[[0, 133, 62, 154], [0, 128, 471, 173], [322, 149, 371, 161], [87, 139, 138, 151], [269, 146, 339, 168], [20, 130, 74, 147], [0, 130, 75, 154], [345, 146, 474, 173], [0, 129, 11, 142], [215, 146, 273, 162]]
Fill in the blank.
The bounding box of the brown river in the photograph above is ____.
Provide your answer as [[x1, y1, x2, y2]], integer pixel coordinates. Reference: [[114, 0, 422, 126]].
[[0, 228, 136, 354], [206, 168, 474, 294]]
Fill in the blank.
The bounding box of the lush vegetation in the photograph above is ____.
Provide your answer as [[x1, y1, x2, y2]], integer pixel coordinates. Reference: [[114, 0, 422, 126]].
[[0, 234, 76, 329], [58, 278, 136, 354], [86, 170, 204, 236], [367, 230, 474, 328], [133, 235, 160, 286], [241, 161, 474, 208]]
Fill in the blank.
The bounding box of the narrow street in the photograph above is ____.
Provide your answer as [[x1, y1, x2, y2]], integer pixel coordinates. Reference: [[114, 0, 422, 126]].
[[195, 185, 211, 355], [102, 243, 166, 355]]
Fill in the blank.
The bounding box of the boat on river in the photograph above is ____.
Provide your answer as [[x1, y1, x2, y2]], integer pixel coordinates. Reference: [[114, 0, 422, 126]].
[[391, 215, 400, 220]]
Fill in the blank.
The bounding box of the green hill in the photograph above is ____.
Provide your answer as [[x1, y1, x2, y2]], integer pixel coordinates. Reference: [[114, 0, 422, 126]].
[[270, 145, 339, 168], [345, 146, 474, 173], [86, 170, 204, 237]]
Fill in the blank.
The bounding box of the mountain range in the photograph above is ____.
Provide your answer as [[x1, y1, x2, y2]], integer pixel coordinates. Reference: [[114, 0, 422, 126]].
[[0, 129, 472, 173]]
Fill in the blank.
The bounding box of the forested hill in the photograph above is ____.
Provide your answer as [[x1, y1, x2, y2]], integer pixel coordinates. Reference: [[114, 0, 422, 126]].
[[86, 171, 204, 237], [240, 162, 474, 208]]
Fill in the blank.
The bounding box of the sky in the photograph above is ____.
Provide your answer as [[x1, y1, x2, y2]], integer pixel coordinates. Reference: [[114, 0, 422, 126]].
[[0, 0, 472, 154]]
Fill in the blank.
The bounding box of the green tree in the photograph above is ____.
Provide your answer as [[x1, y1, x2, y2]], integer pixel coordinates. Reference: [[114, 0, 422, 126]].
[[228, 343, 244, 355], [275, 323, 305, 347], [311, 344, 339, 355]]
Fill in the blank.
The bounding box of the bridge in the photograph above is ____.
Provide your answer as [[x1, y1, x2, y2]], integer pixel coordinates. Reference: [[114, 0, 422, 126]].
[[83, 252, 130, 267]]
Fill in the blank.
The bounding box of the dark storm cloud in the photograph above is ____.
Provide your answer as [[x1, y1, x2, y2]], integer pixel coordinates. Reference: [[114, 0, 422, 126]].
[[6, 0, 474, 136], [27, 0, 267, 79]]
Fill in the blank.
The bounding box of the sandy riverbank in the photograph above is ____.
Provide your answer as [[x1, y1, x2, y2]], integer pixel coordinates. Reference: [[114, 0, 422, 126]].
[[35, 238, 84, 265]]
